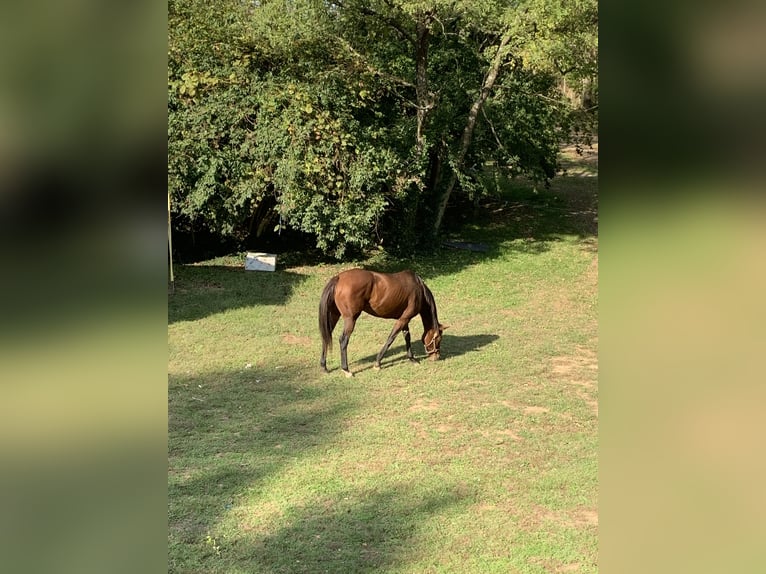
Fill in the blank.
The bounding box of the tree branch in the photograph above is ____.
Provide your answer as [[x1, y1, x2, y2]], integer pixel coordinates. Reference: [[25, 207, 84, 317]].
[[481, 106, 506, 152], [554, 57, 576, 77], [358, 4, 416, 46], [432, 29, 514, 234], [334, 37, 416, 89]]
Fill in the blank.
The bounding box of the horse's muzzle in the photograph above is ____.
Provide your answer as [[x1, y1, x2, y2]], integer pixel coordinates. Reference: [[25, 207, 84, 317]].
[[429, 352, 440, 361]]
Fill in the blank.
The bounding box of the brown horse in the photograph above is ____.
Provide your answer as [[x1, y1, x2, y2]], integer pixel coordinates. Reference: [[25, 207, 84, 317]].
[[319, 269, 447, 377]]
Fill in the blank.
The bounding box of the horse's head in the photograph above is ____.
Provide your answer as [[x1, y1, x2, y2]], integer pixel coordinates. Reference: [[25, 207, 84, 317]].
[[423, 324, 448, 360]]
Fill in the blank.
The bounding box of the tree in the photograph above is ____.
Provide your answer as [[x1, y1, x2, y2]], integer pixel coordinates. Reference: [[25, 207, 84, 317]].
[[322, 0, 598, 238], [167, 0, 597, 258]]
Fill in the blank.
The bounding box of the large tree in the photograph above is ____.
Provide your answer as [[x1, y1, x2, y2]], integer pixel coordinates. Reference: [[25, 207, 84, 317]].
[[168, 0, 597, 258]]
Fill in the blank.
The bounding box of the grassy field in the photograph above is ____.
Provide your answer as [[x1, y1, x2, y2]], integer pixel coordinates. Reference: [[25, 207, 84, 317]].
[[168, 145, 598, 573]]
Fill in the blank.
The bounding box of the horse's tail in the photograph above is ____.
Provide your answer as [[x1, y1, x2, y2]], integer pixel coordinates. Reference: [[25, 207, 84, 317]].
[[319, 275, 339, 350]]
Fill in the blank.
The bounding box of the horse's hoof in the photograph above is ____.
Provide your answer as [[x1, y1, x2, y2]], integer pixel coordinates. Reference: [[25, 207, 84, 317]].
[[373, 364, 381, 371], [408, 357, 420, 364], [342, 369, 354, 378]]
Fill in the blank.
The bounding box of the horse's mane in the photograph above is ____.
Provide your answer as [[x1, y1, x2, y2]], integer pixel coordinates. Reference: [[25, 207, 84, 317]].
[[415, 274, 439, 329]]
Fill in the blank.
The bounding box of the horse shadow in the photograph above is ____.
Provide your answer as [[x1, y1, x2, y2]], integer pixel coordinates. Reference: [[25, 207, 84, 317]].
[[442, 333, 500, 357], [348, 333, 499, 374]]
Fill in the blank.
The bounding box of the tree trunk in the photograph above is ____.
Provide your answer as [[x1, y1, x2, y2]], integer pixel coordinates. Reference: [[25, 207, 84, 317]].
[[426, 142, 445, 196], [432, 30, 512, 235], [415, 13, 433, 158]]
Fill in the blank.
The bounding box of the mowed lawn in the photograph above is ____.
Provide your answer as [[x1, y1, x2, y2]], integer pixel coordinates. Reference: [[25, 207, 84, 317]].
[[168, 146, 598, 573]]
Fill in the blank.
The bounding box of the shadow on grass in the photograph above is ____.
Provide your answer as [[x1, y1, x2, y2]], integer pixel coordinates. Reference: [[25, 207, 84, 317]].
[[350, 172, 597, 283], [168, 267, 308, 324], [444, 333, 500, 358], [239, 486, 465, 573], [322, 333, 499, 376], [168, 366, 354, 556], [169, 366, 467, 573]]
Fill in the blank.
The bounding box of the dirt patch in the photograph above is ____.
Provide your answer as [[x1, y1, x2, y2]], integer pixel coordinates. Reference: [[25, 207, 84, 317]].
[[550, 347, 597, 379], [549, 347, 598, 416], [526, 503, 562, 526], [281, 333, 313, 346], [408, 400, 440, 413], [524, 503, 599, 531], [408, 421, 430, 440], [495, 429, 522, 441], [530, 557, 587, 573], [575, 508, 599, 527], [523, 406, 550, 414]]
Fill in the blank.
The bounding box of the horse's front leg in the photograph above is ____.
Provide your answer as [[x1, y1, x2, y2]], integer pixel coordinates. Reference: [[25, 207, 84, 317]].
[[402, 326, 419, 364], [375, 319, 407, 369]]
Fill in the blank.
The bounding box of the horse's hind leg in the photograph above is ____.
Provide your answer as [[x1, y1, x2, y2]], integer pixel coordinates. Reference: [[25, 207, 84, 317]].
[[339, 314, 359, 378], [320, 311, 341, 373]]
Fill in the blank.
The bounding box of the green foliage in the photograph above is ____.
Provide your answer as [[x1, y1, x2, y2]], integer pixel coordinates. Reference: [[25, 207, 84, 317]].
[[168, 0, 261, 240], [514, 0, 598, 83], [268, 83, 407, 258], [168, 0, 597, 259]]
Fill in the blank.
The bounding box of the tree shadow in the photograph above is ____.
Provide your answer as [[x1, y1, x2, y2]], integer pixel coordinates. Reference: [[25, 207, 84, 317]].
[[169, 366, 467, 573], [168, 366, 354, 554], [168, 266, 309, 324], [333, 169, 598, 284], [435, 175, 598, 266], [238, 486, 465, 573]]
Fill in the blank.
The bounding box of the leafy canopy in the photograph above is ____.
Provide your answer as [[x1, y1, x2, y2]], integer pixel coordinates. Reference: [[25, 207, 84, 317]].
[[168, 0, 597, 258]]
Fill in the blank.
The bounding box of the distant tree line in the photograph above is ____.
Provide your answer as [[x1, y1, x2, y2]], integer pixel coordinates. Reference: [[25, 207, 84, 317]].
[[168, 0, 597, 259]]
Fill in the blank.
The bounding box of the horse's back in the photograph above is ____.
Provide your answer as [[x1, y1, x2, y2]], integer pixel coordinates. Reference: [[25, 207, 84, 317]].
[[335, 268, 375, 296], [336, 268, 417, 286], [332, 269, 373, 313], [336, 268, 375, 283], [334, 269, 420, 319]]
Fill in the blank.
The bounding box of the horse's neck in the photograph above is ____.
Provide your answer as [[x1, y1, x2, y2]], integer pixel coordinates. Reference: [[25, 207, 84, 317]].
[[419, 301, 436, 332], [416, 277, 437, 331]]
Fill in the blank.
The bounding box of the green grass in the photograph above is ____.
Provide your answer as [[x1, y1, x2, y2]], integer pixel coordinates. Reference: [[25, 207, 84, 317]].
[[168, 146, 598, 573]]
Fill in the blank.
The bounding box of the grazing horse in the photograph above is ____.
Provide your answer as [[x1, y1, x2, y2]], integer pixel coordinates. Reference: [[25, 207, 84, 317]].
[[319, 269, 447, 377]]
